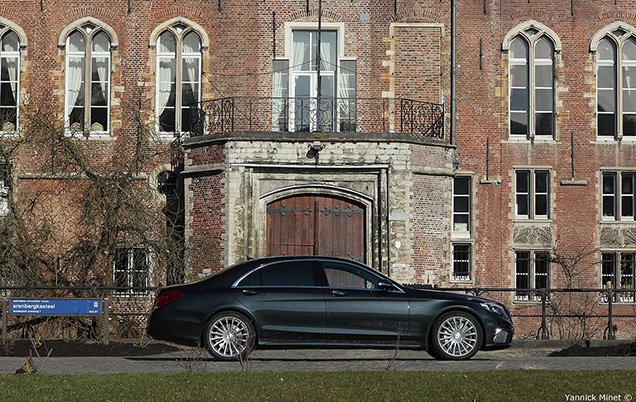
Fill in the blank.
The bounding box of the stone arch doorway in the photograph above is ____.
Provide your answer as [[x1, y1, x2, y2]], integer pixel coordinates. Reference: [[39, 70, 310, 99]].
[[267, 194, 365, 262]]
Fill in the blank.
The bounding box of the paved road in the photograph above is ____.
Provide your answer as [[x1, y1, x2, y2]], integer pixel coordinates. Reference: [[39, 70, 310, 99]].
[[1, 347, 635, 374]]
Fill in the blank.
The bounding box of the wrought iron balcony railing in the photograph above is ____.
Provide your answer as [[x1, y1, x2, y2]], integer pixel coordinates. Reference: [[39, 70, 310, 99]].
[[189, 97, 445, 140]]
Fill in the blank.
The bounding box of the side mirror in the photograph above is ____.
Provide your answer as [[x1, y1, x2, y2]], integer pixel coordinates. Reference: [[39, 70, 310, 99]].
[[378, 281, 397, 291]]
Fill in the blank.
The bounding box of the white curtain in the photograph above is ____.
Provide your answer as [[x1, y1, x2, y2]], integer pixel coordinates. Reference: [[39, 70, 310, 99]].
[[66, 32, 85, 122], [157, 59, 174, 120], [293, 33, 309, 71], [272, 60, 289, 130], [182, 32, 201, 106], [157, 32, 176, 123], [320, 37, 335, 72], [2, 33, 18, 105], [92, 32, 110, 98]]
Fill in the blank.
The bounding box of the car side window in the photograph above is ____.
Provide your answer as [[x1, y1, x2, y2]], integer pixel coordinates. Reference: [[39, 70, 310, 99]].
[[238, 261, 316, 287], [322, 261, 380, 289]]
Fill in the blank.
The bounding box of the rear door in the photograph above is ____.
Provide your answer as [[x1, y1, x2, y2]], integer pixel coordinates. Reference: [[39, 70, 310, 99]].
[[231, 260, 326, 343]]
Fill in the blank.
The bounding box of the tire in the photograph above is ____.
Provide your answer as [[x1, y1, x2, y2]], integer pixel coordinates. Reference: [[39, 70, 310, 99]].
[[429, 311, 482, 360], [203, 312, 255, 361]]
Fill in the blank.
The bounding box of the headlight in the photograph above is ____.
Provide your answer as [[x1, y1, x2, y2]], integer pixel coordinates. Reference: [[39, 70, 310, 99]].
[[480, 302, 507, 318]]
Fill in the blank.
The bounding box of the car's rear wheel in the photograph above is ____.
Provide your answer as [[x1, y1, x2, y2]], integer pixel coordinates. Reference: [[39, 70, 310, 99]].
[[203, 312, 255, 361], [429, 311, 482, 360]]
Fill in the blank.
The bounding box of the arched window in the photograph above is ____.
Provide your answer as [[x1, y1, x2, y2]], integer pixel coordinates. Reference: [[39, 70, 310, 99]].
[[64, 24, 112, 135], [156, 27, 201, 136], [0, 29, 20, 133], [509, 34, 555, 140], [595, 28, 636, 140]]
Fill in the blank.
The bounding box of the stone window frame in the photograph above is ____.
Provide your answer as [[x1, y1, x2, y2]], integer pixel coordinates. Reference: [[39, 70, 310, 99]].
[[0, 17, 27, 136], [451, 242, 473, 282], [275, 21, 356, 133], [591, 22, 636, 142], [514, 168, 552, 221], [452, 175, 472, 238], [113, 245, 152, 296], [58, 18, 118, 138], [502, 21, 562, 142], [149, 18, 209, 139], [514, 249, 551, 302]]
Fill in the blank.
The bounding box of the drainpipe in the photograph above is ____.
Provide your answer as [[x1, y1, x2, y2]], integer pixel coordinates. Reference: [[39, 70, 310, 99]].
[[450, 0, 456, 145]]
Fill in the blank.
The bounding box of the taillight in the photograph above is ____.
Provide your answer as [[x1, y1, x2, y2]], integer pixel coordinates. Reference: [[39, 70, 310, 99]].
[[154, 290, 183, 308]]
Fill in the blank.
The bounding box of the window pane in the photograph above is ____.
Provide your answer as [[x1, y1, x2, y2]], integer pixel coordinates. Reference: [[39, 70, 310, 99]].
[[535, 64, 553, 88], [623, 91, 636, 113], [535, 113, 553, 136], [535, 37, 551, 57], [1, 31, 19, 52], [535, 252, 550, 289], [182, 32, 201, 53], [92, 32, 110, 52], [323, 262, 379, 289], [603, 173, 616, 218], [621, 254, 635, 290], [510, 87, 528, 111], [602, 253, 616, 288], [510, 37, 528, 59], [622, 38, 636, 61], [598, 113, 616, 136], [598, 38, 615, 61], [535, 88, 553, 112], [598, 88, 616, 112], [292, 31, 310, 71], [535, 171, 548, 193], [624, 114, 636, 136], [510, 111, 528, 135], [516, 171, 529, 192], [598, 66, 616, 90], [319, 31, 337, 71], [262, 261, 315, 286], [68, 31, 85, 53], [516, 252, 530, 299], [454, 177, 469, 194], [158, 31, 176, 53], [622, 173, 635, 218]]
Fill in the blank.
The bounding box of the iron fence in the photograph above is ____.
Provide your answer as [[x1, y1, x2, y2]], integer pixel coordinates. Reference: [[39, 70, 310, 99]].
[[190, 97, 445, 139], [2, 286, 635, 342], [408, 286, 636, 341]]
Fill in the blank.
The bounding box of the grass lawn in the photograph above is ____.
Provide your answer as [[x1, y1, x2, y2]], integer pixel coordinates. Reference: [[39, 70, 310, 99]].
[[0, 370, 635, 401]]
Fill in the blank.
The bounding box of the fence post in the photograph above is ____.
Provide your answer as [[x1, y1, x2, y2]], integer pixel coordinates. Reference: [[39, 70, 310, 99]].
[[103, 299, 109, 345], [540, 289, 549, 340], [606, 289, 616, 340], [1, 298, 6, 343]]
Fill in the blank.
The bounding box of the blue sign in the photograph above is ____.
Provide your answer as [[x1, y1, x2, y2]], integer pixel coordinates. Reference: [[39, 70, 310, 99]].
[[10, 299, 102, 315]]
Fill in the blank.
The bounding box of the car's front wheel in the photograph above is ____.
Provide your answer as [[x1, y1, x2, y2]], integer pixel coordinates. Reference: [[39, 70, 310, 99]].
[[429, 311, 482, 360], [203, 312, 255, 361]]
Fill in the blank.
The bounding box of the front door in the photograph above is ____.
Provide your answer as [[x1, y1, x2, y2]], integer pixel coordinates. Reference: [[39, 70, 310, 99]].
[[267, 194, 365, 263]]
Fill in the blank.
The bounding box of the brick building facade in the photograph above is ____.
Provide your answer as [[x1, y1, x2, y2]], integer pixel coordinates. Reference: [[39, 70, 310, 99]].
[[2, 0, 636, 338]]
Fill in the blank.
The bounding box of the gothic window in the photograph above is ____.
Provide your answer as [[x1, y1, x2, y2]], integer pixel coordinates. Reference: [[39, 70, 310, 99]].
[[156, 27, 201, 136], [0, 29, 19, 133], [65, 24, 111, 135]]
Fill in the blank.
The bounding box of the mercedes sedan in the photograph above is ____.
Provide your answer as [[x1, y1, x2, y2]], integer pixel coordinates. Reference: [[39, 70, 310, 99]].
[[147, 256, 513, 360]]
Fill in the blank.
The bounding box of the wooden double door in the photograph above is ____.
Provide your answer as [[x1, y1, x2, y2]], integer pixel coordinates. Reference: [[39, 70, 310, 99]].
[[267, 194, 365, 262]]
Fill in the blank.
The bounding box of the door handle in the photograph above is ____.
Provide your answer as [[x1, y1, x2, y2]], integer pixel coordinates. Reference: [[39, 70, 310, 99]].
[[331, 290, 347, 297], [242, 289, 258, 295]]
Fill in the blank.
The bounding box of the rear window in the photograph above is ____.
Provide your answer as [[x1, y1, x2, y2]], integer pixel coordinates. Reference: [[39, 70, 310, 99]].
[[238, 261, 316, 287]]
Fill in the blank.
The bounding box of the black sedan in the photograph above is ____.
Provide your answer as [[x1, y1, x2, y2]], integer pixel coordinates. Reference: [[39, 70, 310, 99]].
[[147, 256, 513, 360]]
